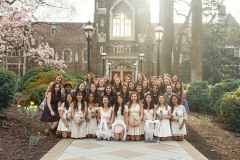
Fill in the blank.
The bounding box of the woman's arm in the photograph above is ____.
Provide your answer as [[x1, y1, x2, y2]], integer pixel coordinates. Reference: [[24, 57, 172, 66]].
[[97, 108, 101, 123], [58, 103, 68, 127], [181, 91, 186, 105], [46, 92, 55, 116], [153, 105, 156, 120]]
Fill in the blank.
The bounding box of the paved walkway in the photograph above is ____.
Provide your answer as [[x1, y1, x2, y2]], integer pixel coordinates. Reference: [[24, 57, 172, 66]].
[[41, 139, 208, 160]]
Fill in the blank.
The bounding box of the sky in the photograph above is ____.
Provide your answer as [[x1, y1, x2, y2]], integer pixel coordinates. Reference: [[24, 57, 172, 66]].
[[34, 0, 240, 24]]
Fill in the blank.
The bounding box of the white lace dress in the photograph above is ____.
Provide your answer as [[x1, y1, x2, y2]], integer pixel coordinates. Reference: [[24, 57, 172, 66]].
[[96, 107, 113, 139], [127, 104, 144, 135], [86, 107, 98, 135], [71, 103, 87, 138], [57, 106, 72, 132], [155, 106, 172, 137], [171, 105, 187, 136]]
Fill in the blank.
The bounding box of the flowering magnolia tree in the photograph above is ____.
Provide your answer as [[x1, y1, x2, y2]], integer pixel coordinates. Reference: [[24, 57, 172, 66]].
[[0, 0, 68, 71]]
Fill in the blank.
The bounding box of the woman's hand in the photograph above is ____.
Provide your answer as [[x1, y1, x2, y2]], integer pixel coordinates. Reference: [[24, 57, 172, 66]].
[[172, 117, 179, 122], [50, 111, 55, 116], [91, 115, 96, 119], [64, 122, 69, 127]]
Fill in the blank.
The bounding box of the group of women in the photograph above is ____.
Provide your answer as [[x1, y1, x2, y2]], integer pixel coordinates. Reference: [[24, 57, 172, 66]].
[[40, 72, 188, 141]]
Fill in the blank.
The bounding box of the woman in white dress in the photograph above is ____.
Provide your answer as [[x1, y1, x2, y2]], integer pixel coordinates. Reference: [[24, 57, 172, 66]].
[[127, 92, 144, 141], [96, 96, 114, 140], [170, 95, 187, 141], [155, 95, 172, 141], [86, 93, 98, 138], [57, 93, 73, 138], [143, 94, 156, 141], [112, 95, 129, 141], [71, 91, 87, 138]]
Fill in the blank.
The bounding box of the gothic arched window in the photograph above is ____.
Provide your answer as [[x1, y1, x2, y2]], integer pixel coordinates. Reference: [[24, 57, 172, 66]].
[[110, 1, 134, 40], [62, 49, 72, 62]]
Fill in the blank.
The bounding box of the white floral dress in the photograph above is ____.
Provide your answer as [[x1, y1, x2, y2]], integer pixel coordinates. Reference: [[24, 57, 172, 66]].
[[171, 105, 187, 136], [71, 103, 87, 138], [57, 106, 72, 132], [155, 105, 172, 137]]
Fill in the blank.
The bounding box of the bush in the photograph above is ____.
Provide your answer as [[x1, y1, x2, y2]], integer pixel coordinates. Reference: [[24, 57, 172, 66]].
[[220, 88, 240, 132], [26, 84, 48, 105], [0, 68, 18, 112], [209, 79, 240, 117], [21, 68, 85, 105], [187, 81, 210, 112], [18, 67, 53, 91]]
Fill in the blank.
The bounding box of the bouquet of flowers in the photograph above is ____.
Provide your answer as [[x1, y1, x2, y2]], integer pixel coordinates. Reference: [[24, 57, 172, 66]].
[[79, 110, 85, 123], [65, 110, 71, 123], [158, 109, 163, 120], [132, 113, 139, 122], [91, 107, 98, 116]]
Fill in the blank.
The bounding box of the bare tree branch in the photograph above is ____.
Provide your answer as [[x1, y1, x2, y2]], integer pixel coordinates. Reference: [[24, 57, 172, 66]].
[[5, 0, 18, 5]]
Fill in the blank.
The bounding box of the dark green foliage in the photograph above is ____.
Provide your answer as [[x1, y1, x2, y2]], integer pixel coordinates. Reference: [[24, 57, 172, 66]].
[[20, 68, 85, 105], [26, 84, 48, 105], [220, 89, 240, 132], [187, 81, 210, 112], [209, 79, 240, 117], [18, 67, 53, 91], [0, 68, 18, 112]]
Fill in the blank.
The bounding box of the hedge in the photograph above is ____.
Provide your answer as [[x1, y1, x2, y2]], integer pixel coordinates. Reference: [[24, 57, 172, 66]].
[[209, 79, 240, 117], [220, 87, 240, 132], [0, 68, 18, 112], [186, 81, 210, 112]]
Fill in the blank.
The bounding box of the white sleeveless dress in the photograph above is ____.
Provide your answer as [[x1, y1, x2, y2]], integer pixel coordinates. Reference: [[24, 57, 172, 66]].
[[143, 108, 154, 131], [155, 106, 172, 137], [113, 105, 128, 133], [127, 104, 144, 135], [57, 106, 72, 132], [96, 107, 112, 139], [71, 103, 87, 138], [86, 107, 98, 135]]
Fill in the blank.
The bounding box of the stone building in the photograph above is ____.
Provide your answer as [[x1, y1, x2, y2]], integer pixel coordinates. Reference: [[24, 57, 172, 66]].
[[31, 0, 156, 81]]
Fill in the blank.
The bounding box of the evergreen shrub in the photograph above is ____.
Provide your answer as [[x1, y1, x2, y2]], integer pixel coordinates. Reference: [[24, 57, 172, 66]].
[[18, 67, 53, 91], [0, 68, 18, 112], [220, 87, 240, 132], [22, 68, 85, 104], [186, 81, 210, 112], [209, 79, 240, 117]]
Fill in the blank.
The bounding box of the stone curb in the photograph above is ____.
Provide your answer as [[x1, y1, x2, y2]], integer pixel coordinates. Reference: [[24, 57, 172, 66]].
[[178, 140, 208, 160], [40, 139, 73, 160]]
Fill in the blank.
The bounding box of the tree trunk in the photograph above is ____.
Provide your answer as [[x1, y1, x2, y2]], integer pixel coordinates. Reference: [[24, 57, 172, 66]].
[[159, 0, 174, 75], [172, 6, 192, 75], [191, 0, 203, 81]]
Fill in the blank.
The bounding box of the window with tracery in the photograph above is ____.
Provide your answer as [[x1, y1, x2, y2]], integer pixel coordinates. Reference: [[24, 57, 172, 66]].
[[63, 49, 71, 62], [112, 2, 132, 37]]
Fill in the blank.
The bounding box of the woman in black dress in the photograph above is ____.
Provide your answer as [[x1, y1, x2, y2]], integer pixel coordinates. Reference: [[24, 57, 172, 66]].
[[40, 82, 62, 135]]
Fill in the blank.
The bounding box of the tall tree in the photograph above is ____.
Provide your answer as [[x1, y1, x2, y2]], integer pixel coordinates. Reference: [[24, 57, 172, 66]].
[[159, 0, 174, 75], [191, 0, 203, 81]]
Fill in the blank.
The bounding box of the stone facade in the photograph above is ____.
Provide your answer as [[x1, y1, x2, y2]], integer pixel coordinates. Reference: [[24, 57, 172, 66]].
[[31, 0, 156, 81]]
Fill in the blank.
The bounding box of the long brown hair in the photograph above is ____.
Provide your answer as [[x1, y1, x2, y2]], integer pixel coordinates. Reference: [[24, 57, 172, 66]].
[[127, 91, 140, 109], [143, 94, 154, 110], [73, 91, 85, 112], [157, 94, 168, 110], [114, 95, 125, 117]]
